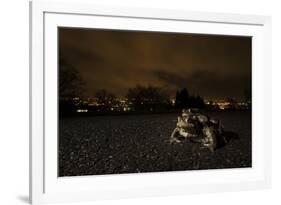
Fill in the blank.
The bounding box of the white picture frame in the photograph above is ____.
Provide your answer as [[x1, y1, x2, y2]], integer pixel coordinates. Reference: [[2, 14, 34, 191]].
[[30, 1, 272, 204]]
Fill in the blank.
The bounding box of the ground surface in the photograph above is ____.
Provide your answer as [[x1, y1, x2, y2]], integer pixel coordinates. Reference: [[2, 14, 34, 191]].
[[59, 111, 251, 176]]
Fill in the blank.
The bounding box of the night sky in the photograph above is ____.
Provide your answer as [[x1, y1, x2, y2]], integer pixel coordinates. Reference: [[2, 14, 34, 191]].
[[59, 27, 251, 100]]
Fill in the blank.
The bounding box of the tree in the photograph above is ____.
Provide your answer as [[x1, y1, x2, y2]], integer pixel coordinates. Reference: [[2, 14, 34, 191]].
[[175, 88, 189, 109], [59, 58, 83, 99], [59, 58, 84, 115], [180, 88, 190, 108], [174, 88, 205, 109], [127, 85, 170, 111]]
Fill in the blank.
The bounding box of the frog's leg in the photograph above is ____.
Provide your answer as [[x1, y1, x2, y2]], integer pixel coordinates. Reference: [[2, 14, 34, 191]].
[[170, 127, 181, 143]]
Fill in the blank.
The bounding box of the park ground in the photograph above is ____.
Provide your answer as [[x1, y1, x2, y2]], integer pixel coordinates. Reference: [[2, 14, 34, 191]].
[[59, 111, 251, 176]]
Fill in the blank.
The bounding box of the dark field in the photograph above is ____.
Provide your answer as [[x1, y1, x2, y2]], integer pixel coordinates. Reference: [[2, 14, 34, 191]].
[[59, 111, 251, 177]]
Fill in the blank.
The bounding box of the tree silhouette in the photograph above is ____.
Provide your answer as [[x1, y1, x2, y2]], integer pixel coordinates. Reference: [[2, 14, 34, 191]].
[[59, 58, 84, 115], [127, 85, 170, 111], [59, 58, 83, 99], [174, 88, 205, 109]]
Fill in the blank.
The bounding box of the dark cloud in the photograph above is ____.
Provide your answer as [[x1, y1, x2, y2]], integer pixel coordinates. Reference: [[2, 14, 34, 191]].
[[59, 28, 251, 100], [153, 69, 251, 99]]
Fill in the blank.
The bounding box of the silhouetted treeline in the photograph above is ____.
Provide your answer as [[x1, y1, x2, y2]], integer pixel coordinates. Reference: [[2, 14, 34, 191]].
[[59, 58, 84, 116], [59, 60, 254, 116], [175, 88, 205, 109], [127, 85, 172, 112], [58, 60, 207, 116]]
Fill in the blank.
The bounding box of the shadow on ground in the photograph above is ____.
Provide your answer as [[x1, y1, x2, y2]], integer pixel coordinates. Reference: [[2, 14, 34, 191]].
[[16, 195, 29, 204], [216, 131, 239, 149]]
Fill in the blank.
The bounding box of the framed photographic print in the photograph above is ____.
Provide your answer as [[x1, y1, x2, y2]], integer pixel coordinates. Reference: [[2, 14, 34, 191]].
[[30, 1, 271, 204]]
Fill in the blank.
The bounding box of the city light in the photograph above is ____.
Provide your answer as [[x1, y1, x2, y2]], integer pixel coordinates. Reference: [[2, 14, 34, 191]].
[[77, 109, 88, 113]]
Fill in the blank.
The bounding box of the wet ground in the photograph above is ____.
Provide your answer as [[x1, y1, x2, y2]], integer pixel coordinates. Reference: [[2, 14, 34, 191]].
[[58, 111, 251, 177]]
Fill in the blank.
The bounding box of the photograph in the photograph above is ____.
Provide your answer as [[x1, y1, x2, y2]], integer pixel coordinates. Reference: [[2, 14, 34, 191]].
[[58, 27, 252, 177]]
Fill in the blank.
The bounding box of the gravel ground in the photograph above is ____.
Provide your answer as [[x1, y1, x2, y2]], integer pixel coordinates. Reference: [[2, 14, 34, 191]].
[[58, 111, 251, 177]]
